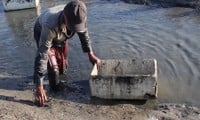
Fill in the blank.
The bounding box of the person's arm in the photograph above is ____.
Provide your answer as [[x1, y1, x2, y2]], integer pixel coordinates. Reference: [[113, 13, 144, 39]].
[[77, 30, 101, 67], [77, 29, 92, 53], [34, 23, 55, 106]]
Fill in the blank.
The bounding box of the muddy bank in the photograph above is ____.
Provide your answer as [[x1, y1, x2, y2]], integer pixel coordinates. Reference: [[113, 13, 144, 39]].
[[123, 0, 200, 8], [0, 74, 199, 120]]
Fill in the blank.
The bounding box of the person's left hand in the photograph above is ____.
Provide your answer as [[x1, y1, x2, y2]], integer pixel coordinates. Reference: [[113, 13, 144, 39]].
[[88, 52, 101, 69]]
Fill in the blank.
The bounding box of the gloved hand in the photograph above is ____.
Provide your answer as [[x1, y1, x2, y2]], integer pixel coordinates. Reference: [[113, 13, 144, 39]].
[[35, 85, 48, 106]]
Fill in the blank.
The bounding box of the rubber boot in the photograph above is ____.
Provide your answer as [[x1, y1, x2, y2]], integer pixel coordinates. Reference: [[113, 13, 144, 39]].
[[48, 68, 61, 91]]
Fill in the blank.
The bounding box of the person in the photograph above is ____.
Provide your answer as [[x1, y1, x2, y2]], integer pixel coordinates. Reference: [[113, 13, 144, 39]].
[[33, 0, 101, 106]]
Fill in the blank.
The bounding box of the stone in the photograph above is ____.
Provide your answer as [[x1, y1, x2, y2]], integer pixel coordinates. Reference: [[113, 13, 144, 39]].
[[89, 59, 158, 100]]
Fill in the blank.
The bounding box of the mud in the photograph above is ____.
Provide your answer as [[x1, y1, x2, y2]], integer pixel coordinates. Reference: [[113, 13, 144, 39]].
[[0, 73, 199, 120]]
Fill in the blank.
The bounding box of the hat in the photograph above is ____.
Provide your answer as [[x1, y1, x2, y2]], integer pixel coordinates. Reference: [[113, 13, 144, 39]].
[[64, 0, 87, 32]]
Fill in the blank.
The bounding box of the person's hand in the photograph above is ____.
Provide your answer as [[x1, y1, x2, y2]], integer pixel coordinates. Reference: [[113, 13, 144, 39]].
[[35, 85, 48, 106], [88, 52, 101, 69]]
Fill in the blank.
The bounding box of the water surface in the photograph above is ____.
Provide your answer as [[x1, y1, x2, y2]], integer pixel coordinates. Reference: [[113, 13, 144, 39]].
[[0, 0, 199, 106]]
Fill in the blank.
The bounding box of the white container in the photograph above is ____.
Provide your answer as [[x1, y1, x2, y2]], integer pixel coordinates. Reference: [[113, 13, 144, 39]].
[[2, 0, 40, 11], [90, 59, 158, 100]]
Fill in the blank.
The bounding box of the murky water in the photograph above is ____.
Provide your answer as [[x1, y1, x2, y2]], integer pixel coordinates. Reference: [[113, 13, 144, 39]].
[[0, 0, 199, 106]]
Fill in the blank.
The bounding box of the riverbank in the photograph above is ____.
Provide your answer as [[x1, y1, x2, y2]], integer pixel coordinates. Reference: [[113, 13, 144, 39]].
[[123, 0, 200, 9], [0, 74, 199, 120]]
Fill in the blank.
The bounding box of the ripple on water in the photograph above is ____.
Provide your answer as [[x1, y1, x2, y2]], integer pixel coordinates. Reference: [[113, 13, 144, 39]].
[[0, 0, 199, 106]]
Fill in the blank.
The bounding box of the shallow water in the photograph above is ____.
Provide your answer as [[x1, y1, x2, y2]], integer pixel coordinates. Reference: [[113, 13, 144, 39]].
[[0, 0, 199, 106]]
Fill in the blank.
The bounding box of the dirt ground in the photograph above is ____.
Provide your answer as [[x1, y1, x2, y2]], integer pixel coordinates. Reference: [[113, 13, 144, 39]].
[[0, 73, 199, 120]]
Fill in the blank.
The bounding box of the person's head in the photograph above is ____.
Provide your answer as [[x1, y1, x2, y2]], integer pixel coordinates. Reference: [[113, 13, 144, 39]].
[[63, 0, 87, 32]]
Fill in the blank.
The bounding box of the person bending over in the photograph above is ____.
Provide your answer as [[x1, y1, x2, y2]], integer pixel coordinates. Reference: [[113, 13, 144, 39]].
[[33, 0, 101, 106]]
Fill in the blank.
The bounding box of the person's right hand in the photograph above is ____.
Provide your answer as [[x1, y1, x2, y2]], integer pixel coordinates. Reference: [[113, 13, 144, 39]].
[[35, 85, 48, 106]]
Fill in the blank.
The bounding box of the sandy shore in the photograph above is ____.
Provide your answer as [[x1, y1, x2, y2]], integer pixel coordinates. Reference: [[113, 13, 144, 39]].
[[0, 73, 199, 120]]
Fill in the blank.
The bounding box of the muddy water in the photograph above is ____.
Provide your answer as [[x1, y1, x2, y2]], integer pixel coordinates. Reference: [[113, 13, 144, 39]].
[[0, 0, 199, 106]]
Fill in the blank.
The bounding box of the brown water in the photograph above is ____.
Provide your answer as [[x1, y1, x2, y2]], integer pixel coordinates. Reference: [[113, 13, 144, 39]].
[[0, 0, 199, 107]]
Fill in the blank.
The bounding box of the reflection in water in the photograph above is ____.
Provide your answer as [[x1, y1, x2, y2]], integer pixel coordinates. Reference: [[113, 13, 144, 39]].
[[0, 0, 199, 107], [5, 9, 37, 45], [1, 7, 38, 76]]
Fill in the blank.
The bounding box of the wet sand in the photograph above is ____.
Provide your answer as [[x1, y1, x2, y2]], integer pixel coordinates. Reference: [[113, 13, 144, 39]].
[[0, 73, 199, 120]]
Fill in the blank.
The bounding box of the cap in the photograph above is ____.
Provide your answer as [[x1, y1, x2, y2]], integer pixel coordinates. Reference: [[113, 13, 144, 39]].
[[64, 0, 87, 32]]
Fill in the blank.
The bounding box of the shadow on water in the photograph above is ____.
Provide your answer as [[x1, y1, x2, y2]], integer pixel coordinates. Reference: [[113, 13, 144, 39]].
[[0, 75, 34, 91]]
